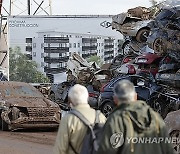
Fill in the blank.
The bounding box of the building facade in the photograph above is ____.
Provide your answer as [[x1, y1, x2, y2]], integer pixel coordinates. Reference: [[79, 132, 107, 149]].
[[31, 31, 121, 82], [8, 15, 123, 83]]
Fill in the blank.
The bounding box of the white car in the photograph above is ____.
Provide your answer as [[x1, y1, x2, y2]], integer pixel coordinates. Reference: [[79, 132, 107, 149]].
[[112, 13, 151, 43]]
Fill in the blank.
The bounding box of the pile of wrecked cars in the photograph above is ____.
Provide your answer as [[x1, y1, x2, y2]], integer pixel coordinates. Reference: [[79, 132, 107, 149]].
[[111, 4, 180, 153], [48, 5, 180, 152]]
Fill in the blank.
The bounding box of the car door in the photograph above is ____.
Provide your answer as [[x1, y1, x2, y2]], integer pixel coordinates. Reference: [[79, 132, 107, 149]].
[[131, 76, 151, 101]]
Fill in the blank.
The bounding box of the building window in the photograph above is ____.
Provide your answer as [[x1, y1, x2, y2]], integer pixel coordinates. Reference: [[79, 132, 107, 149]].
[[78, 43, 80, 47], [33, 43, 36, 48], [69, 43, 72, 48], [33, 52, 36, 57], [41, 53, 44, 58], [26, 38, 32, 43], [59, 53, 62, 57], [41, 43, 44, 48], [74, 43, 76, 48], [69, 35, 72, 38], [41, 62, 44, 67], [101, 43, 103, 46]]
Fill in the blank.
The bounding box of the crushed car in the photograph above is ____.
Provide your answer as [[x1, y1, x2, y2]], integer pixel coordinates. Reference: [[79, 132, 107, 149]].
[[112, 7, 152, 43], [147, 6, 180, 55], [0, 81, 61, 131]]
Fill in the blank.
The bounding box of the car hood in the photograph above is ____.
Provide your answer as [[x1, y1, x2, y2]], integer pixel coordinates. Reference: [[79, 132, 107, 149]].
[[2, 97, 59, 108]]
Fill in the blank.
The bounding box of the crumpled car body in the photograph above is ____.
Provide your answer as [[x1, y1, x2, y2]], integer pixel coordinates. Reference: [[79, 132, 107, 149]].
[[135, 53, 162, 76], [112, 7, 152, 43], [112, 13, 151, 38], [147, 6, 180, 55], [0, 82, 61, 130]]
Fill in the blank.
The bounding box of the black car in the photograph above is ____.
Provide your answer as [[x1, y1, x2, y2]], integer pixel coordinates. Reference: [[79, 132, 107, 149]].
[[98, 74, 160, 117]]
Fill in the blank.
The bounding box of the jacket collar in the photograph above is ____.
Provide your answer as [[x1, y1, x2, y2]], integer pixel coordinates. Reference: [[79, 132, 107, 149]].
[[72, 103, 90, 110]]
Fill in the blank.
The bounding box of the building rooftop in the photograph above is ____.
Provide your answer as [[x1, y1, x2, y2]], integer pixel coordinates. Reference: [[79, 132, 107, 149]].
[[37, 30, 117, 39], [9, 15, 114, 19]]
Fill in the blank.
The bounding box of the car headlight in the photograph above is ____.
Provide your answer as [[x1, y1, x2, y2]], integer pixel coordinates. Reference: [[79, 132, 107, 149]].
[[137, 58, 148, 63]]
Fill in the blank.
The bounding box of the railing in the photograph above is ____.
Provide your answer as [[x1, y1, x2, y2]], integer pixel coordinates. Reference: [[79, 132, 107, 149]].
[[44, 56, 69, 63], [82, 45, 97, 51], [44, 67, 66, 74], [44, 47, 69, 53], [44, 37, 69, 43]]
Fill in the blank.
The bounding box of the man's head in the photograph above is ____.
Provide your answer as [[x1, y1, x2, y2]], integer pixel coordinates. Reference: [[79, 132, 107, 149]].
[[113, 80, 137, 105], [68, 84, 89, 107]]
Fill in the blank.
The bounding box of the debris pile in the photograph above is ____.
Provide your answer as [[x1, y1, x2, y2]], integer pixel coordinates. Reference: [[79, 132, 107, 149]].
[[111, 5, 180, 122]]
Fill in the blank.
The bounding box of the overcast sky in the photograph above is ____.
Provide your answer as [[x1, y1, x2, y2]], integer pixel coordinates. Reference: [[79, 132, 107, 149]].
[[2, 0, 163, 15]]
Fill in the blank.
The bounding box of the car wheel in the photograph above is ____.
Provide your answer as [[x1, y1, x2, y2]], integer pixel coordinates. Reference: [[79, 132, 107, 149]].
[[49, 92, 56, 102], [0, 110, 8, 131], [153, 38, 166, 55], [151, 98, 169, 119], [101, 102, 114, 117], [136, 28, 150, 42], [122, 41, 132, 56], [170, 130, 180, 153]]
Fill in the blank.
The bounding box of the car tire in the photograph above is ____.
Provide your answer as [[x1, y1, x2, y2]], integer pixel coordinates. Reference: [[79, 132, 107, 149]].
[[136, 28, 150, 43], [101, 101, 114, 117], [150, 97, 169, 119], [152, 38, 166, 55], [0, 110, 9, 131], [122, 41, 132, 56]]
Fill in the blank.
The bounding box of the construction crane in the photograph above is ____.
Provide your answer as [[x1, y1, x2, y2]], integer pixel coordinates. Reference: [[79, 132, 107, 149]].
[[0, 0, 3, 15]]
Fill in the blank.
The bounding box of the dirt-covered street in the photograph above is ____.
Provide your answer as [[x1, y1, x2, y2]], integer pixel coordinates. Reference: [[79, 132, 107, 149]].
[[0, 130, 57, 154]]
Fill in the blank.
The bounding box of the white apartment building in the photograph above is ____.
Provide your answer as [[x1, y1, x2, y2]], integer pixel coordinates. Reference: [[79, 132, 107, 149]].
[[30, 31, 121, 83], [8, 15, 123, 83]]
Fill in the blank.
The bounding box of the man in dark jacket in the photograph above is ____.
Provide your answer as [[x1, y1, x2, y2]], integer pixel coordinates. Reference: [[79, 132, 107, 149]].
[[97, 80, 174, 154]]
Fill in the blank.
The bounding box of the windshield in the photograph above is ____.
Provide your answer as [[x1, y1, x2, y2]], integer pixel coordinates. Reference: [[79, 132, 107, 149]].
[[156, 9, 174, 20], [1, 85, 43, 98]]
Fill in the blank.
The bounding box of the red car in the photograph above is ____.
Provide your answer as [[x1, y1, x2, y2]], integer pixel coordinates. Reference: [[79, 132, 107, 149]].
[[135, 53, 162, 77]]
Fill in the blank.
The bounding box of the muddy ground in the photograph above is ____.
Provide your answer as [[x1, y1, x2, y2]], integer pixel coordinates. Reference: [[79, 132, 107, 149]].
[[0, 129, 57, 154]]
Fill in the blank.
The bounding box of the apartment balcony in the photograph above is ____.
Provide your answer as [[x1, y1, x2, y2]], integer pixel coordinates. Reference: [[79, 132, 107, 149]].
[[104, 50, 114, 55], [104, 39, 114, 43], [26, 46, 32, 52], [104, 44, 114, 49], [44, 67, 66, 74], [44, 37, 69, 43], [82, 53, 97, 59], [82, 45, 97, 51], [82, 38, 97, 43], [104, 56, 114, 61], [44, 56, 69, 63], [44, 47, 69, 53], [26, 38, 32, 43]]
